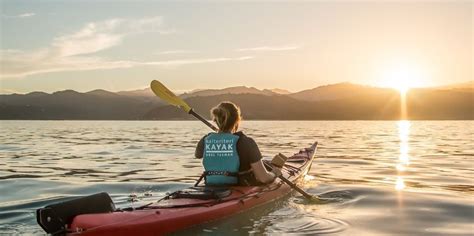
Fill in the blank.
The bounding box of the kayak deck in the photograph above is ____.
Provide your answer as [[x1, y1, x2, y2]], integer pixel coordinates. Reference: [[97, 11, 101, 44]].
[[68, 142, 317, 235]]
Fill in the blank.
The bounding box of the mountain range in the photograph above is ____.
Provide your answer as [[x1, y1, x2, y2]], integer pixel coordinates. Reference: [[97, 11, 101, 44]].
[[1, 81, 472, 120]]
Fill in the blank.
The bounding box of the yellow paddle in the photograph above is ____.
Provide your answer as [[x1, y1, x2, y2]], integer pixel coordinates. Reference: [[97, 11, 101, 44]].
[[150, 80, 218, 132]]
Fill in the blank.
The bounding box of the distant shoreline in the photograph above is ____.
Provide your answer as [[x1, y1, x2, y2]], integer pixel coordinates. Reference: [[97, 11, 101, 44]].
[[1, 119, 473, 121], [2, 84, 472, 120]]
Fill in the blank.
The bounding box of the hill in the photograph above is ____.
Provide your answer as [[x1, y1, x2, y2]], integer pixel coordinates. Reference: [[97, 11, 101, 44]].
[[143, 90, 402, 120], [407, 89, 474, 120], [433, 80, 474, 92], [289, 82, 384, 101], [180, 86, 280, 99], [1, 82, 472, 120], [0, 90, 156, 120], [144, 88, 473, 120]]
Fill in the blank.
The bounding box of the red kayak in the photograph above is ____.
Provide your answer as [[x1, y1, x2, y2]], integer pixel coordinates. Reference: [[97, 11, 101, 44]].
[[37, 142, 317, 235]]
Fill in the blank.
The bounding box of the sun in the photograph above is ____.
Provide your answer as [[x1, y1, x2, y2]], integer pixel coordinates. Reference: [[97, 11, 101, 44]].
[[379, 63, 425, 94]]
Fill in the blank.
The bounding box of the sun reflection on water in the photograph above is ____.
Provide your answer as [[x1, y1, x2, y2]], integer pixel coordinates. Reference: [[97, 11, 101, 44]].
[[304, 175, 316, 181], [396, 176, 406, 191], [396, 120, 411, 191]]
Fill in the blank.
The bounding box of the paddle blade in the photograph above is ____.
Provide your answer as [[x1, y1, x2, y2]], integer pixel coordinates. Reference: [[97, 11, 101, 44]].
[[150, 80, 191, 113]]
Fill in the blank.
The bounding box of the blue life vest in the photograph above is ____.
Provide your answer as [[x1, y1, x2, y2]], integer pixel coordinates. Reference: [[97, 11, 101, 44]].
[[203, 133, 240, 185]]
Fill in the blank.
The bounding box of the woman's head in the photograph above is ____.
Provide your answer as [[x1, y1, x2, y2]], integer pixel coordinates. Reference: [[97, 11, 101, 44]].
[[211, 102, 241, 133]]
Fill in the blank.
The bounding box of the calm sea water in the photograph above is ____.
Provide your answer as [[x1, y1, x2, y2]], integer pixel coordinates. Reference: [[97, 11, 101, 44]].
[[0, 121, 473, 235]]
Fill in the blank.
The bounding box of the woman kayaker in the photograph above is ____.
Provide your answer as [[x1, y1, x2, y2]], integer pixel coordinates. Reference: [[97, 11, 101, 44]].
[[195, 102, 281, 186]]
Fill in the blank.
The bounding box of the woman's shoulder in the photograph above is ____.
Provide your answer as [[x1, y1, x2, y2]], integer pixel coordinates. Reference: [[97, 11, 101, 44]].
[[201, 132, 216, 139], [234, 131, 247, 138], [234, 131, 262, 162], [234, 131, 257, 144]]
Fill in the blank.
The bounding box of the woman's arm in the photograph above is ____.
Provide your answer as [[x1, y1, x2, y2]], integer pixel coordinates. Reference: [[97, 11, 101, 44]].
[[250, 160, 281, 184], [195, 136, 205, 159], [236, 133, 281, 184]]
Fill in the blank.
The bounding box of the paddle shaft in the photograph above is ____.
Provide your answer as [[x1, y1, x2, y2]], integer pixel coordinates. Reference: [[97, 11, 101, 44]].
[[189, 109, 218, 132], [262, 162, 313, 199]]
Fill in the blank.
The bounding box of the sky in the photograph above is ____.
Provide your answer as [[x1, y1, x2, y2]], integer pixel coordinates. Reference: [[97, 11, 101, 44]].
[[0, 0, 472, 94]]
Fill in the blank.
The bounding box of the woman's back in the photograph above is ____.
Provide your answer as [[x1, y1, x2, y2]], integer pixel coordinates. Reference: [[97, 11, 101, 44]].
[[195, 131, 263, 185]]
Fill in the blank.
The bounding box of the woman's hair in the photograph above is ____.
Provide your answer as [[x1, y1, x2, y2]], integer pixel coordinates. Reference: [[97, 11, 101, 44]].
[[211, 102, 241, 132]]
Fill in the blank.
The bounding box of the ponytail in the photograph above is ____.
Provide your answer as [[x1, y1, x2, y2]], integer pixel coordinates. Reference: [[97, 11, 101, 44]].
[[210, 102, 241, 132]]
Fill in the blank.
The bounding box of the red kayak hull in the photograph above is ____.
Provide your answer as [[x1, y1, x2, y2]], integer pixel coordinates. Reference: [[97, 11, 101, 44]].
[[69, 142, 317, 235]]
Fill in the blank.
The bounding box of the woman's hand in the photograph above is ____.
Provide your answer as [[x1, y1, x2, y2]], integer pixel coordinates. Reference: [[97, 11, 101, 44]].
[[271, 167, 282, 177], [251, 161, 283, 184]]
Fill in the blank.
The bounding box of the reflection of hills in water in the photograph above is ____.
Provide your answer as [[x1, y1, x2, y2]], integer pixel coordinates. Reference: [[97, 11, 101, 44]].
[[0, 81, 472, 120]]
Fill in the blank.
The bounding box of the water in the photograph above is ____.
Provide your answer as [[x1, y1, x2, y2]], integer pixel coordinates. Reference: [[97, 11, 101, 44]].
[[0, 121, 473, 235]]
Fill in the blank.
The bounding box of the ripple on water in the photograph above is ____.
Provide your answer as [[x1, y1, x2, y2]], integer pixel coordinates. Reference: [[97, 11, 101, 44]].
[[125, 145, 142, 150], [89, 151, 113, 155], [292, 189, 356, 205], [251, 206, 349, 235]]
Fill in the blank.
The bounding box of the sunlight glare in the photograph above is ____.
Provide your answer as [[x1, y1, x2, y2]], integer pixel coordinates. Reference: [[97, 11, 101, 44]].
[[396, 163, 406, 172], [398, 121, 411, 141], [381, 63, 425, 94]]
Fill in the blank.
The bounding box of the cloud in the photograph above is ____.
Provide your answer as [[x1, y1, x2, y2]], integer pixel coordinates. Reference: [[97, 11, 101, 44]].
[[3, 12, 36, 18], [52, 17, 167, 57], [0, 51, 136, 78], [156, 50, 199, 55], [143, 56, 253, 66], [0, 17, 252, 79], [18, 12, 36, 18], [236, 44, 302, 52], [0, 17, 253, 79], [0, 51, 253, 78], [1, 17, 248, 79]]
